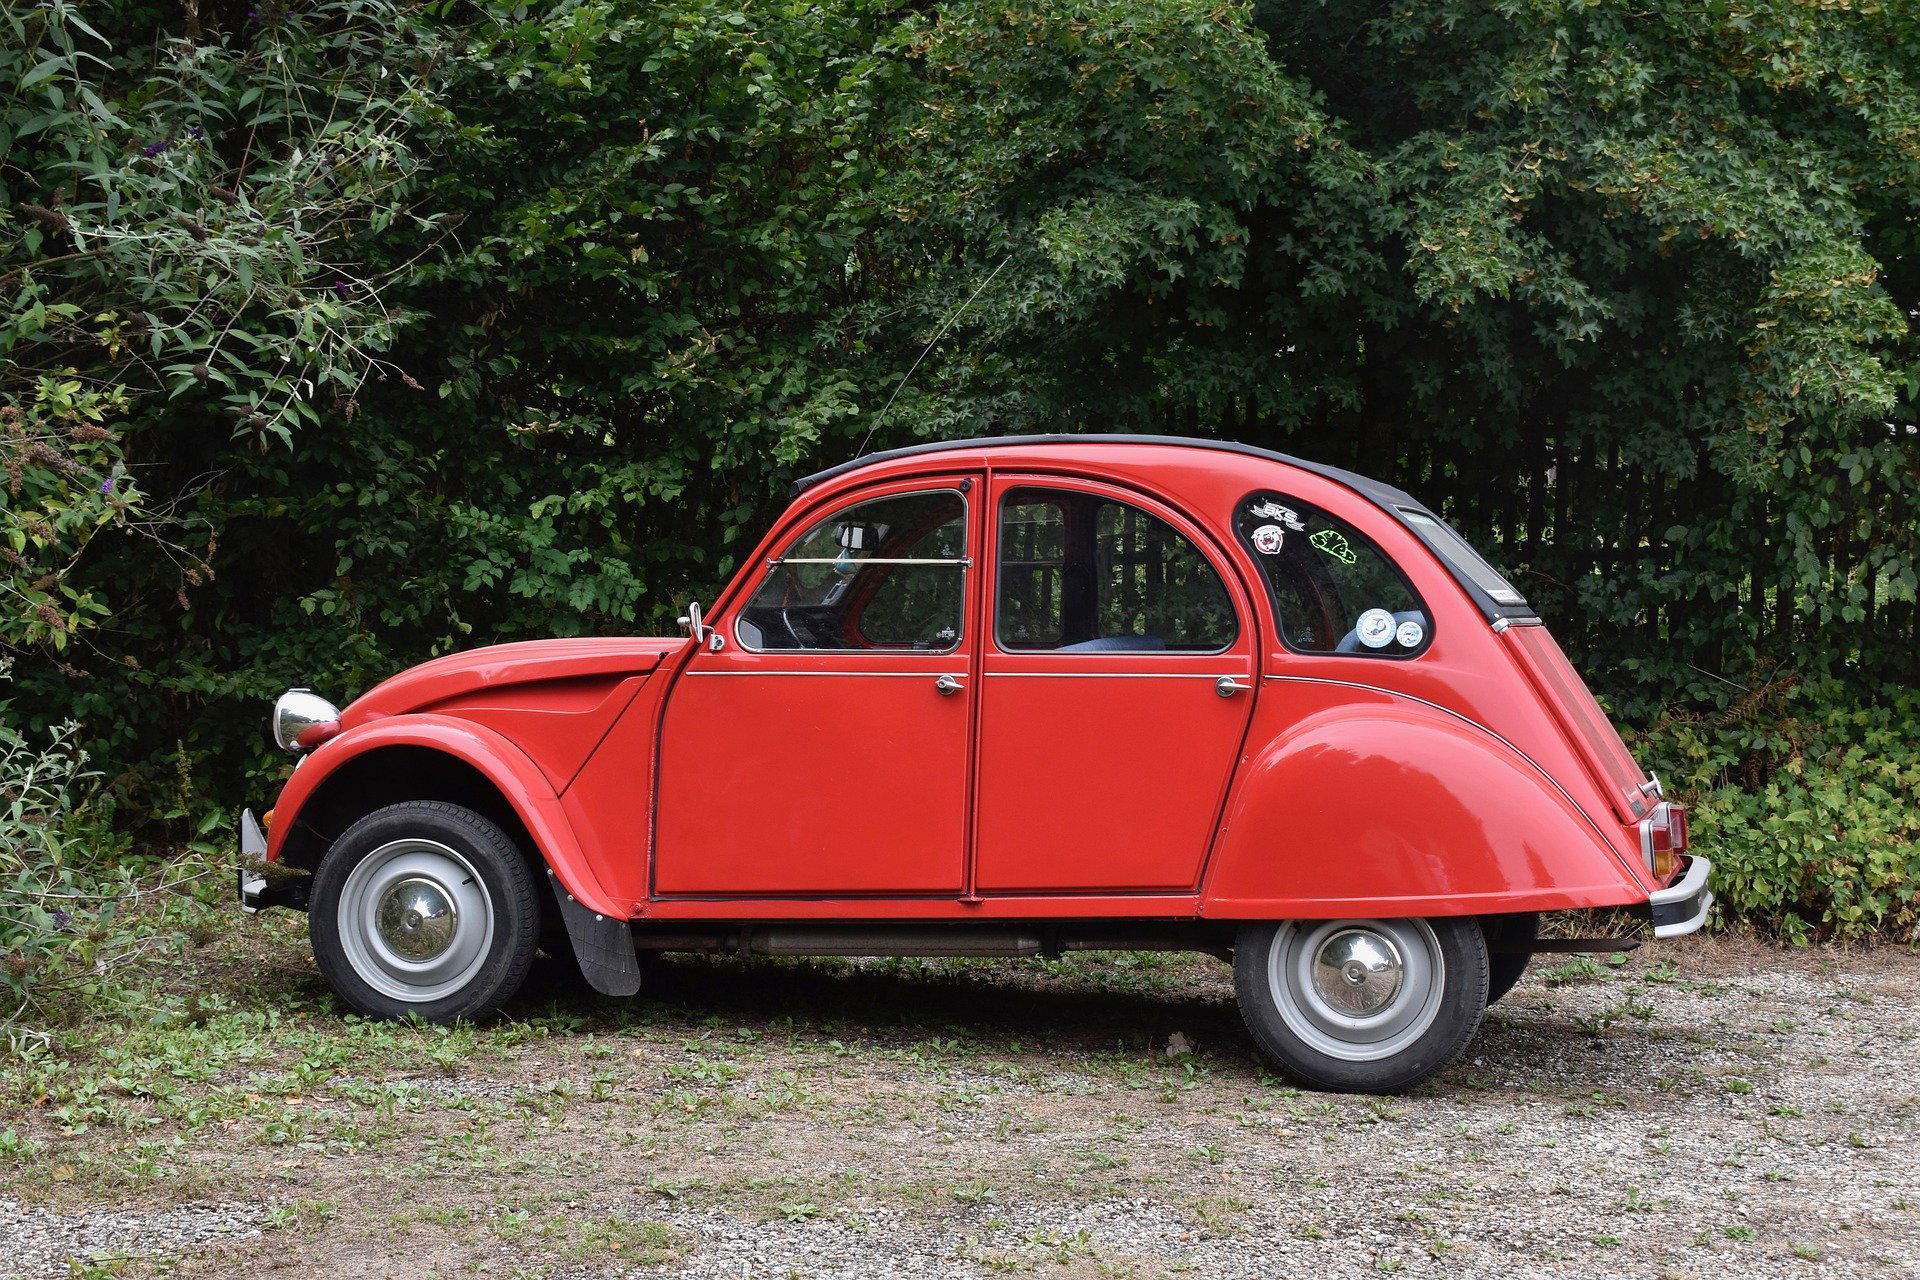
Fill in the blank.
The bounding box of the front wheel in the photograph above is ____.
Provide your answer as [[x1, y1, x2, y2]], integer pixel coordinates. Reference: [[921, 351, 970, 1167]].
[[309, 801, 540, 1022], [1233, 917, 1488, 1094]]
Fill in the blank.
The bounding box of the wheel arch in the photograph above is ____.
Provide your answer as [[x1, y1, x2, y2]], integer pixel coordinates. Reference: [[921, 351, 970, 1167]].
[[269, 717, 626, 918]]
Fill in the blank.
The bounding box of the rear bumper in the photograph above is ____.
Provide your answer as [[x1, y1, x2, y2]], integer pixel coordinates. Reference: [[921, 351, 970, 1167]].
[[1648, 855, 1712, 939], [237, 808, 308, 913]]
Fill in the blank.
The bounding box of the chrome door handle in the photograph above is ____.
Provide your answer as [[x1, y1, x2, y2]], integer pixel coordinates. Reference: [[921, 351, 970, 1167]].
[[935, 674, 965, 696], [1215, 676, 1252, 698]]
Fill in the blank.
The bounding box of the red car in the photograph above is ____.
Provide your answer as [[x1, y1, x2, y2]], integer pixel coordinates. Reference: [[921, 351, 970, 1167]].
[[240, 435, 1709, 1093]]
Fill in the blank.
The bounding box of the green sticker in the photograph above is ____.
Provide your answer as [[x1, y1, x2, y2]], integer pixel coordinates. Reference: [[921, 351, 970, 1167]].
[[1310, 528, 1357, 565]]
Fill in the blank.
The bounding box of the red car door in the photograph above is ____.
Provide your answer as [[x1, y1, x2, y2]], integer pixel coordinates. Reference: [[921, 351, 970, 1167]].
[[972, 475, 1258, 894], [653, 476, 982, 896]]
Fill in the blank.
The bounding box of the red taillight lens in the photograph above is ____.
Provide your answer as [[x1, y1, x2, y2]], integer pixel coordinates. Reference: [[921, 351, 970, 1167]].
[[1646, 802, 1687, 880]]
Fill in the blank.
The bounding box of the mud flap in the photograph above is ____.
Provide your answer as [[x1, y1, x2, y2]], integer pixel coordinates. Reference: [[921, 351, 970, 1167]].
[[546, 869, 642, 997]]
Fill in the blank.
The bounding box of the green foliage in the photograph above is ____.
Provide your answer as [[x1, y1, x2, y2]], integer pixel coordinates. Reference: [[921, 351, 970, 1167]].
[[0, 0, 1915, 941], [0, 0, 444, 656], [1635, 681, 1920, 942], [0, 661, 144, 1038]]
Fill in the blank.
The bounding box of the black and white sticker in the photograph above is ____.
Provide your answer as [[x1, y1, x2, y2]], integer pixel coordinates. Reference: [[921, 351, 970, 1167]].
[[1251, 524, 1286, 555], [1248, 500, 1306, 531], [1356, 608, 1396, 649], [1396, 619, 1425, 648]]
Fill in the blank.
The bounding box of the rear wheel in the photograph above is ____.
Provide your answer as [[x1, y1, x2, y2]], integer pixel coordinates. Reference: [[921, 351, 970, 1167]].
[[309, 801, 539, 1022], [1233, 917, 1488, 1094]]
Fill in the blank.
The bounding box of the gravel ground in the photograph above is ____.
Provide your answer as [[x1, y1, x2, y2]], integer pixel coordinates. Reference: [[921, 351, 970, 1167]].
[[3, 935, 1917, 1279]]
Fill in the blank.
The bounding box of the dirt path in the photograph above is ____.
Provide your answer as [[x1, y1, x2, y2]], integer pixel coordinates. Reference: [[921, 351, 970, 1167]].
[[4, 926, 1917, 1278]]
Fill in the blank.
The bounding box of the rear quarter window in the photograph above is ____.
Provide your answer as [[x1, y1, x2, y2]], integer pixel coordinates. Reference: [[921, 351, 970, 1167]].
[[1235, 493, 1431, 657]]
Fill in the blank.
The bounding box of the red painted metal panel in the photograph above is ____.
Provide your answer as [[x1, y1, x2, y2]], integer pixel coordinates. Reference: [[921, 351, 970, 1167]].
[[266, 715, 627, 916], [971, 473, 1258, 893], [425, 674, 648, 792], [1202, 684, 1647, 915], [651, 473, 983, 896]]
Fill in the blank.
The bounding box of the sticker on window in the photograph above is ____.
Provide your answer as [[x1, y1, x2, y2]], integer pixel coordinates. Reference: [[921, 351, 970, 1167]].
[[1248, 500, 1306, 531], [1250, 524, 1286, 555], [1396, 619, 1425, 648], [1310, 528, 1357, 565], [1356, 608, 1396, 649]]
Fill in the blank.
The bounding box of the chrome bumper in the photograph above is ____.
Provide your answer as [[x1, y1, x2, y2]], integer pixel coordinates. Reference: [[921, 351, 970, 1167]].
[[1648, 855, 1713, 939], [236, 808, 307, 912]]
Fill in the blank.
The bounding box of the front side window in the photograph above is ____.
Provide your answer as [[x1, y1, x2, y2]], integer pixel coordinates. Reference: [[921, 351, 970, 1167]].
[[737, 490, 966, 651], [1236, 493, 1430, 657], [997, 488, 1236, 652]]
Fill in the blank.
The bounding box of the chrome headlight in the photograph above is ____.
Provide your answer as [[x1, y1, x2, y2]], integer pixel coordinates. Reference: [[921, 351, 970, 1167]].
[[273, 688, 341, 752]]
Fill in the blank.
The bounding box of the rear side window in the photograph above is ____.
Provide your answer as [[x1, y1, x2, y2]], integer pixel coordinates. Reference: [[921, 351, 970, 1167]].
[[998, 488, 1236, 652], [1235, 493, 1430, 657]]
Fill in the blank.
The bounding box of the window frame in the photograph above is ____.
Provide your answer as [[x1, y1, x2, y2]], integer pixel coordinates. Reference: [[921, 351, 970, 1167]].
[[733, 484, 973, 656], [1234, 489, 1435, 661], [991, 483, 1241, 658]]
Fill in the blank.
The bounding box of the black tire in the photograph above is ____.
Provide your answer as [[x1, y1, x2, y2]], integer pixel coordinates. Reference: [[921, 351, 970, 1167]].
[[1233, 917, 1488, 1094], [1484, 913, 1538, 1006], [309, 801, 540, 1023]]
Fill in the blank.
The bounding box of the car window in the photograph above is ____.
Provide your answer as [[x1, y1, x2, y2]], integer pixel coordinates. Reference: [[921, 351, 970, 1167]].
[[997, 488, 1236, 652], [737, 489, 967, 652], [1235, 492, 1431, 657]]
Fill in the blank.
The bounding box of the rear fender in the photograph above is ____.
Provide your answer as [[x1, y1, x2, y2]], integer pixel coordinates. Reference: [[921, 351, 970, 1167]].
[[267, 715, 627, 918], [1202, 698, 1648, 918]]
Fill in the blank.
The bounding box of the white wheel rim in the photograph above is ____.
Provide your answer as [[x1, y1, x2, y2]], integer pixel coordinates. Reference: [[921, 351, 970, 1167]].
[[1266, 919, 1446, 1062], [337, 838, 495, 1003]]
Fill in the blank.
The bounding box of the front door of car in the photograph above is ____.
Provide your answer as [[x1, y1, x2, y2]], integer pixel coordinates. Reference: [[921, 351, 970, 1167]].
[[972, 476, 1258, 894], [653, 476, 981, 896]]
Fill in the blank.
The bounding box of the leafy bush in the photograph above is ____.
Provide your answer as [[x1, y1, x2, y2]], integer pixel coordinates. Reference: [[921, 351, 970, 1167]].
[[0, 664, 124, 1037], [1632, 682, 1920, 943]]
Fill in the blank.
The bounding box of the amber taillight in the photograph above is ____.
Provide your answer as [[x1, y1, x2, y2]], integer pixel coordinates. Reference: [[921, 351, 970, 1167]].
[[1504, 625, 1652, 824]]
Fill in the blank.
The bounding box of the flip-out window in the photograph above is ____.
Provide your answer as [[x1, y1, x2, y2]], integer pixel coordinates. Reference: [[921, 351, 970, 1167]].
[[737, 489, 967, 652], [1235, 494, 1431, 657]]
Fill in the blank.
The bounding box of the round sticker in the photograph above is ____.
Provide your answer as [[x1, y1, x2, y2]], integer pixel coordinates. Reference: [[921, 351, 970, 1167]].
[[1251, 524, 1286, 555], [1356, 608, 1396, 649], [1395, 619, 1425, 649]]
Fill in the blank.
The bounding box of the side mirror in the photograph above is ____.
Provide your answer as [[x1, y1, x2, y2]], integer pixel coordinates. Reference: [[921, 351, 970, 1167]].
[[678, 601, 727, 652], [678, 600, 709, 644]]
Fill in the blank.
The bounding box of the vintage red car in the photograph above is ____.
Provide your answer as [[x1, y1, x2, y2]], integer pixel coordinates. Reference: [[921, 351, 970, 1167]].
[[239, 435, 1709, 1093]]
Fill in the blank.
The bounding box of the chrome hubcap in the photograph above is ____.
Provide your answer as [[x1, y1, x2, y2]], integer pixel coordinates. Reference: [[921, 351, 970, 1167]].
[[376, 877, 459, 961], [1267, 919, 1445, 1063], [1311, 929, 1405, 1015], [336, 839, 494, 1003]]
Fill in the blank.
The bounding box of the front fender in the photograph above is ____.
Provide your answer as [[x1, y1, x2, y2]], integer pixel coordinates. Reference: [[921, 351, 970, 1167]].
[[267, 715, 626, 918], [1202, 699, 1649, 918]]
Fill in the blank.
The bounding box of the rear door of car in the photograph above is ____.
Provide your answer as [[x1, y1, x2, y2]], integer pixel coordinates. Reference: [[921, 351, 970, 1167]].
[[970, 474, 1259, 894]]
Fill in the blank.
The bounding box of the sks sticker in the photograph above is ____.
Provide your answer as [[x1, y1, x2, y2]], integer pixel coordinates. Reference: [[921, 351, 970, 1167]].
[[1250, 524, 1286, 555], [1247, 500, 1306, 531], [1310, 528, 1357, 565]]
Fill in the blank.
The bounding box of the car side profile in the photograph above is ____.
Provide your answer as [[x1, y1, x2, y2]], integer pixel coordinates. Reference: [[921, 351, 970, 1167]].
[[239, 435, 1710, 1093]]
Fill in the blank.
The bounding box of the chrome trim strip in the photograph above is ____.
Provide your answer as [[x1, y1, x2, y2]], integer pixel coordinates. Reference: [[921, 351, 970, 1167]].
[[986, 671, 1247, 680], [1260, 673, 1622, 858], [684, 669, 957, 678], [770, 557, 971, 566]]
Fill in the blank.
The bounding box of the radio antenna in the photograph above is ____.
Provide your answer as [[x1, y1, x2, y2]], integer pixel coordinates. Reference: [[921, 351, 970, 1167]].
[[849, 252, 1014, 463]]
